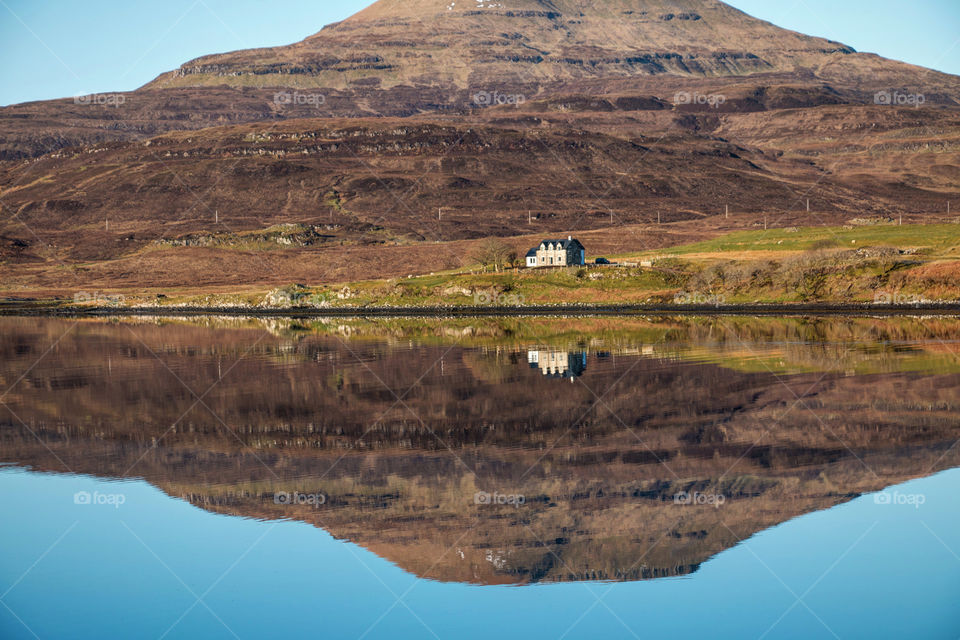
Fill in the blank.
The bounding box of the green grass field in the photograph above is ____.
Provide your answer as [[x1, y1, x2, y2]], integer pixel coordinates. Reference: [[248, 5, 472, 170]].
[[623, 223, 960, 259]]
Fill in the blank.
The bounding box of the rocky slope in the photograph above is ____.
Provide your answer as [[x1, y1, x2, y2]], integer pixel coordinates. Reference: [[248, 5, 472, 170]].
[[3, 0, 958, 161], [149, 0, 951, 96]]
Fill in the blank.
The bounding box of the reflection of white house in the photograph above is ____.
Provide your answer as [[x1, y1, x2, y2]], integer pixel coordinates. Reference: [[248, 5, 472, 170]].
[[527, 350, 587, 380], [525, 236, 585, 268]]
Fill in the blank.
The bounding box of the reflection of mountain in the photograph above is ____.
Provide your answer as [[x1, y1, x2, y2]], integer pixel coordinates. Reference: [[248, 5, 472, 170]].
[[1, 316, 959, 585], [528, 349, 586, 380]]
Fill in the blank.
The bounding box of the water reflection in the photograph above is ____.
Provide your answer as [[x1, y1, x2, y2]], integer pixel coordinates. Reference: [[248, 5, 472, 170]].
[[4, 466, 957, 639], [0, 315, 958, 586], [527, 349, 587, 380]]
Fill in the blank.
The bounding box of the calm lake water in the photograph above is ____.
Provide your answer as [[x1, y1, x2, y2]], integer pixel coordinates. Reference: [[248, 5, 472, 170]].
[[1, 315, 959, 639]]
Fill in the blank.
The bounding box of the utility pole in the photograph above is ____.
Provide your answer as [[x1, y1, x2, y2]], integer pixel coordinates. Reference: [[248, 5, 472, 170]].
[[438, 207, 442, 221], [215, 210, 219, 224], [899, 213, 902, 226], [725, 204, 729, 219], [528, 210, 532, 224], [657, 211, 661, 224], [806, 199, 810, 213], [764, 216, 768, 230]]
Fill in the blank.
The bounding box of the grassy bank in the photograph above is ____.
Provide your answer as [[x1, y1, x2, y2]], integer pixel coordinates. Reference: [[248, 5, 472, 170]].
[[45, 223, 960, 309]]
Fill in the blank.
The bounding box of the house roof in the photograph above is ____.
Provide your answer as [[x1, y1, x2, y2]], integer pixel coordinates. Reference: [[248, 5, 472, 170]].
[[538, 238, 583, 249], [525, 247, 538, 257]]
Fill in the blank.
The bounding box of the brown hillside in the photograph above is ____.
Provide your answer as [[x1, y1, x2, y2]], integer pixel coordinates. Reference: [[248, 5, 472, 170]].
[[1, 0, 958, 294]]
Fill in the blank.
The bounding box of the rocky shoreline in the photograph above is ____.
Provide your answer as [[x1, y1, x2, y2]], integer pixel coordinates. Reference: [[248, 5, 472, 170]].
[[4, 301, 960, 317]]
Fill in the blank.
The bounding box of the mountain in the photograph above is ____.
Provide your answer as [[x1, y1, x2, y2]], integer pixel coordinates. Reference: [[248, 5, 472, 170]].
[[3, 0, 957, 162], [0, 0, 958, 295], [152, 0, 858, 89], [147, 0, 946, 94]]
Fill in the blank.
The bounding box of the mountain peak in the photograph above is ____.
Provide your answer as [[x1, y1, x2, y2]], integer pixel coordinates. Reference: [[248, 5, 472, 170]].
[[148, 0, 862, 93], [346, 0, 725, 19]]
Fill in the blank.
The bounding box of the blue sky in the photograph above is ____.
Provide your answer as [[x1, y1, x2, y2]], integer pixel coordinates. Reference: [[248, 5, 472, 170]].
[[0, 0, 957, 106]]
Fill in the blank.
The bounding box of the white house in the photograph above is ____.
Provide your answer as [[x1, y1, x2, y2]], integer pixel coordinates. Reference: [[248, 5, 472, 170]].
[[525, 236, 585, 268]]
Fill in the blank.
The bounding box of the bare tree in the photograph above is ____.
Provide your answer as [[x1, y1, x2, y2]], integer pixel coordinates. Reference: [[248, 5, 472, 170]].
[[472, 239, 513, 272]]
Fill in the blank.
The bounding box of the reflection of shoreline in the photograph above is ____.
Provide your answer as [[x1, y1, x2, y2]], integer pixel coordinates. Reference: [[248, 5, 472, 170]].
[[32, 314, 960, 376], [7, 303, 960, 316]]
